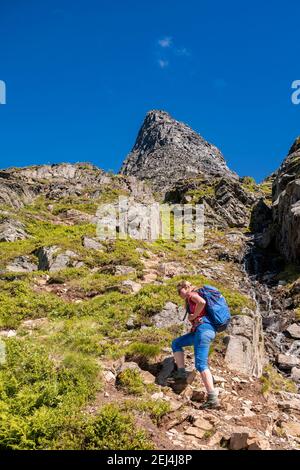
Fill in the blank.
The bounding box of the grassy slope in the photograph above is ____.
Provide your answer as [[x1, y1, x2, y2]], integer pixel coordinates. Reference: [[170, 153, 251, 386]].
[[0, 194, 258, 450]]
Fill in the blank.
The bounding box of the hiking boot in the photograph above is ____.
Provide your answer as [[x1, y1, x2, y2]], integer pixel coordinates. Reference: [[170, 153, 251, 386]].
[[200, 392, 220, 409]]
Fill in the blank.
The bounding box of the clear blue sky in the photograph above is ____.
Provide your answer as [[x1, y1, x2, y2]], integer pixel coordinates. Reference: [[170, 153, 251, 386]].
[[0, 0, 299, 181]]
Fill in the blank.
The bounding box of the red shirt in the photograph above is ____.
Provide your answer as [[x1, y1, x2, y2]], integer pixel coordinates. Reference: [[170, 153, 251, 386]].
[[187, 291, 206, 331]]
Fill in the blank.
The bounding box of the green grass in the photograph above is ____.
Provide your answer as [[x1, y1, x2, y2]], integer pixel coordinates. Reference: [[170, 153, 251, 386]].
[[125, 342, 161, 365], [260, 364, 297, 395], [124, 399, 171, 425], [0, 339, 100, 450]]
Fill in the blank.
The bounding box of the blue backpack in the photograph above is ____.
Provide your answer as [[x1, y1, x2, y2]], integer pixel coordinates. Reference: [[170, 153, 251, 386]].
[[197, 285, 231, 332]]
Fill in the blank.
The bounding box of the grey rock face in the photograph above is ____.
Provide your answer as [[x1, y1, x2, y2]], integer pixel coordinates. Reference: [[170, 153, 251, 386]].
[[36, 246, 79, 272], [120, 280, 142, 294], [0, 163, 155, 209], [0, 217, 28, 242], [152, 301, 189, 332], [225, 314, 264, 377], [272, 137, 300, 261], [165, 176, 257, 229], [114, 265, 136, 276], [82, 236, 104, 250], [120, 110, 238, 192], [6, 256, 37, 273]]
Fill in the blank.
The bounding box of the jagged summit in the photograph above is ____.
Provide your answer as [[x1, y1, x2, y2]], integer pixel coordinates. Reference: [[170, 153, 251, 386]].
[[120, 110, 238, 191]]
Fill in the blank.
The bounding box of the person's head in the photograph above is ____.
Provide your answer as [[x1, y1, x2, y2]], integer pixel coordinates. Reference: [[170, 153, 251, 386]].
[[177, 280, 193, 299]]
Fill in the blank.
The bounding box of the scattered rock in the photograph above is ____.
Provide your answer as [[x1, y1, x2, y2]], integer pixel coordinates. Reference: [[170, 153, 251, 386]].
[[82, 236, 104, 250], [229, 431, 249, 450], [60, 209, 97, 224], [281, 421, 300, 438], [185, 426, 206, 440], [158, 262, 188, 278], [6, 256, 37, 272], [291, 367, 300, 382], [126, 316, 136, 330], [120, 280, 142, 294], [278, 395, 300, 412], [0, 329, 17, 338], [193, 417, 213, 431], [116, 361, 141, 375], [247, 436, 271, 450], [140, 370, 156, 384], [103, 370, 116, 383], [286, 323, 300, 340], [0, 217, 28, 242], [277, 353, 300, 370], [114, 265, 137, 276], [36, 246, 79, 272], [21, 318, 48, 330]]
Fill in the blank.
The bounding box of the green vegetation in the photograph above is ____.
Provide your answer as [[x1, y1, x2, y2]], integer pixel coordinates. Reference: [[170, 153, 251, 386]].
[[125, 342, 160, 364], [124, 399, 171, 425], [260, 364, 297, 395], [117, 369, 145, 395]]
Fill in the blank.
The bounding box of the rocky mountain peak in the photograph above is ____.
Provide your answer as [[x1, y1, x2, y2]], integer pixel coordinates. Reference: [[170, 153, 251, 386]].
[[120, 110, 238, 192]]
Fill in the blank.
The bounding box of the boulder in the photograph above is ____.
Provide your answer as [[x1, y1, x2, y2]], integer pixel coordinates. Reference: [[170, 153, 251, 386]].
[[82, 236, 104, 250], [114, 265, 137, 276], [277, 354, 300, 370], [247, 436, 271, 450], [281, 421, 300, 438], [36, 246, 80, 272], [278, 393, 300, 412], [286, 323, 300, 339], [120, 280, 142, 294], [139, 370, 156, 384], [225, 315, 264, 377], [156, 356, 175, 386], [21, 318, 48, 330], [126, 316, 136, 330], [158, 262, 188, 278], [59, 209, 97, 224], [6, 256, 37, 272], [185, 426, 206, 439], [152, 302, 189, 331], [229, 431, 249, 450], [0, 217, 28, 242], [103, 370, 116, 383], [193, 417, 213, 431], [0, 329, 17, 338], [291, 367, 300, 382], [116, 361, 141, 375]]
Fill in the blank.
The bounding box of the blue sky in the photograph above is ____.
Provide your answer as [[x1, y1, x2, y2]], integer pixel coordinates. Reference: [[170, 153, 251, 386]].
[[0, 0, 299, 181]]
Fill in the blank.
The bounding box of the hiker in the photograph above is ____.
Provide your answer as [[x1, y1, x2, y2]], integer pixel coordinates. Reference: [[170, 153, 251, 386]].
[[172, 281, 230, 409]]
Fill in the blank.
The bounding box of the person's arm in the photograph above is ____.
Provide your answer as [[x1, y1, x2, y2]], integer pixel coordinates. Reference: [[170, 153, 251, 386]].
[[187, 292, 206, 321]]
